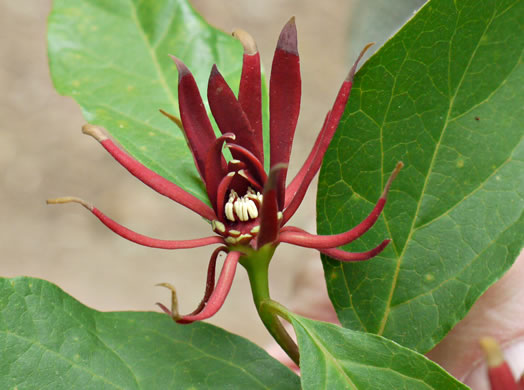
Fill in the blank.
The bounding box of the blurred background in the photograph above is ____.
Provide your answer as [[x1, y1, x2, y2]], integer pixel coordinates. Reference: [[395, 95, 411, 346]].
[[0, 0, 425, 347]]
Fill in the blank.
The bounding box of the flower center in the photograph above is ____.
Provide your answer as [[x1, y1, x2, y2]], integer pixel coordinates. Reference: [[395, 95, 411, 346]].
[[224, 187, 263, 222]]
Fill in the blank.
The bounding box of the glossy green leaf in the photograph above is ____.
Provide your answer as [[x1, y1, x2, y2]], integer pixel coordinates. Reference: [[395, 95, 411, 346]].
[[48, 0, 270, 203], [0, 277, 300, 389], [289, 314, 468, 390], [317, 0, 524, 352]]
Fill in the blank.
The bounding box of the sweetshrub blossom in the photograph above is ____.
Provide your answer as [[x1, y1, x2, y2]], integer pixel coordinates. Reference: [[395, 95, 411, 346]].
[[49, 18, 401, 325]]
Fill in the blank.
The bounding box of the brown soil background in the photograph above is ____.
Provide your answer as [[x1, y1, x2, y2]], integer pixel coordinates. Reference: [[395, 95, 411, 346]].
[[1, 0, 421, 348]]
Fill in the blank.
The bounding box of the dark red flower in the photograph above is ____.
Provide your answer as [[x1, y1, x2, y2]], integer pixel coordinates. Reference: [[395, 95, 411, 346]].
[[48, 18, 401, 325]]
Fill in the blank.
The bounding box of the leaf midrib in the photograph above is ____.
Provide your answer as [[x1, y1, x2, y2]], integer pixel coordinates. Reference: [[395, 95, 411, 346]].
[[295, 319, 358, 390], [377, 3, 498, 336], [127, 0, 178, 114]]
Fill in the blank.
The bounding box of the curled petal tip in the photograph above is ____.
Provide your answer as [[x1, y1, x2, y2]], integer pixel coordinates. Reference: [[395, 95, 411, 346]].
[[277, 16, 298, 55], [381, 161, 404, 199], [221, 132, 236, 141], [346, 42, 375, 82], [82, 124, 108, 142], [232, 28, 258, 55], [159, 109, 183, 131], [46, 196, 93, 211], [156, 282, 181, 320]]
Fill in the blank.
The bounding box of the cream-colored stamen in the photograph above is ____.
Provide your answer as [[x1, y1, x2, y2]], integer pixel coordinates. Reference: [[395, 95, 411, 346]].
[[225, 188, 263, 222]]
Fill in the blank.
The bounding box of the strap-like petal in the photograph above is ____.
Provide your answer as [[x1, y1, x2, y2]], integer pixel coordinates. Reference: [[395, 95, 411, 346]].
[[208, 65, 261, 160], [177, 251, 242, 324], [283, 43, 375, 222], [187, 246, 227, 316], [269, 17, 301, 209], [284, 110, 330, 210], [233, 29, 264, 164], [320, 239, 390, 262], [46, 197, 224, 249], [279, 162, 402, 249], [171, 56, 217, 181], [82, 124, 216, 220]]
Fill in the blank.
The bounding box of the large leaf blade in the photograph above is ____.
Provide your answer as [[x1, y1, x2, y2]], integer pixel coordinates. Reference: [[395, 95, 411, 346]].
[[0, 277, 300, 389], [289, 314, 468, 390], [48, 0, 269, 203], [317, 0, 524, 352]]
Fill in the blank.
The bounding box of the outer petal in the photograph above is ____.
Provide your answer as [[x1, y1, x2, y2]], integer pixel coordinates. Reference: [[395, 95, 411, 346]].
[[171, 56, 217, 181], [282, 43, 375, 223], [279, 162, 403, 249], [187, 246, 226, 316], [177, 250, 242, 324], [320, 239, 391, 262], [233, 28, 263, 164], [284, 110, 330, 209], [208, 65, 261, 160], [47, 197, 224, 249], [82, 124, 216, 220], [269, 17, 301, 209]]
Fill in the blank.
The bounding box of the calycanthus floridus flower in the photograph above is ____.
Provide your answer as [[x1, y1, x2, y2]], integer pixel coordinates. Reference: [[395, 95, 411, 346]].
[[48, 18, 402, 326]]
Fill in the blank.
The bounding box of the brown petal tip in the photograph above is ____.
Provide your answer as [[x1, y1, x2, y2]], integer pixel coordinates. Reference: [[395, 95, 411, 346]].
[[169, 55, 190, 79], [265, 163, 288, 191], [276, 16, 298, 55], [46, 196, 93, 211], [210, 64, 221, 78], [82, 124, 108, 142], [159, 109, 183, 131], [232, 28, 258, 55], [480, 337, 505, 367], [381, 161, 404, 199], [347, 42, 375, 82]]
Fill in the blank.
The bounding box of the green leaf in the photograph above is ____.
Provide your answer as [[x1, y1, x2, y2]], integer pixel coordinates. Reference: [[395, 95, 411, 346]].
[[317, 0, 524, 352], [289, 314, 468, 390], [0, 277, 300, 390], [48, 0, 270, 203]]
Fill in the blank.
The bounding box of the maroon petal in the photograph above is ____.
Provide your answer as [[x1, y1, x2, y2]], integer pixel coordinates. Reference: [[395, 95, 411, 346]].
[[82, 124, 217, 221], [208, 65, 261, 160], [177, 250, 242, 324], [187, 246, 227, 316], [320, 239, 390, 262], [279, 162, 403, 249], [233, 29, 264, 164], [282, 43, 374, 223], [171, 56, 217, 181], [205, 133, 234, 212], [284, 110, 330, 209], [257, 164, 286, 248], [46, 197, 224, 249], [270, 17, 301, 209]]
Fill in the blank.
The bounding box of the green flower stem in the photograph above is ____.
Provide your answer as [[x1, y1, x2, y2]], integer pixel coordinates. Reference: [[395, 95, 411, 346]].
[[238, 245, 300, 365]]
